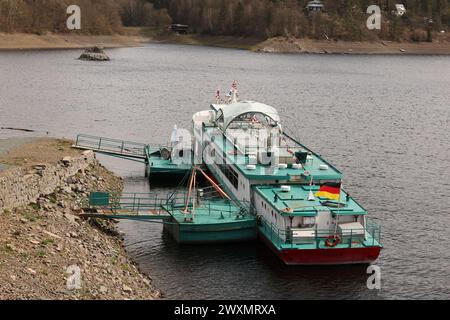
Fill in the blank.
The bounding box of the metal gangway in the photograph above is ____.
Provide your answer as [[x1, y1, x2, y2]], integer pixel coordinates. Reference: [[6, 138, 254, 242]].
[[73, 134, 148, 161], [80, 191, 174, 221], [79, 187, 250, 222]]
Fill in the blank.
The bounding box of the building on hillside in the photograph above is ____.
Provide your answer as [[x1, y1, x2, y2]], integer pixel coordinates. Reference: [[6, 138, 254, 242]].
[[393, 4, 406, 16], [170, 24, 189, 34], [306, 0, 324, 14]]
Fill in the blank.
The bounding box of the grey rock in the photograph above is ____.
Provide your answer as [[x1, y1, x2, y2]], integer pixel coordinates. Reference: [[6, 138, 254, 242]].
[[122, 284, 133, 294]]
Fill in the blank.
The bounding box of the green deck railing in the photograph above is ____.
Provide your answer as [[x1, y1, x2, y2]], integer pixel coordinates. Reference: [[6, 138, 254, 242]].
[[163, 187, 251, 218], [258, 216, 382, 249], [85, 186, 252, 219]]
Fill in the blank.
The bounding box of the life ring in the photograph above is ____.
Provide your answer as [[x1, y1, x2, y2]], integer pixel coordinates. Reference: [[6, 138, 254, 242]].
[[325, 234, 341, 247]]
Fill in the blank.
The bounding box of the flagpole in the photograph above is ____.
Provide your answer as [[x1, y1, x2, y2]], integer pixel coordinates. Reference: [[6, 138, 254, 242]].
[[307, 174, 315, 201], [334, 181, 342, 235]]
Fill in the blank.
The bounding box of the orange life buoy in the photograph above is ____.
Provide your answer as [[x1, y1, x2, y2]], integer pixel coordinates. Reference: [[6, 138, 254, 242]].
[[325, 235, 341, 247]]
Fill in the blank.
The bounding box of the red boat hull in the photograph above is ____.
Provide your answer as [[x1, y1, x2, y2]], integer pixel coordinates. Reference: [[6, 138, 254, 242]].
[[259, 232, 381, 266]]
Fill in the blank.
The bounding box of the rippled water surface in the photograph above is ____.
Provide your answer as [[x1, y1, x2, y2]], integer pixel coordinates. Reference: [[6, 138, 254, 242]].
[[1, 45, 450, 299]]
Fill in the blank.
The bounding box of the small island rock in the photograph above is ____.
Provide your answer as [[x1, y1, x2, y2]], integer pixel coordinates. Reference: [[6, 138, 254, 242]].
[[79, 47, 110, 61]]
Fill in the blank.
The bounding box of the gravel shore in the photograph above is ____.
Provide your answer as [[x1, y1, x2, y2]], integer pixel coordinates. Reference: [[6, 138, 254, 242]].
[[0, 138, 160, 300]]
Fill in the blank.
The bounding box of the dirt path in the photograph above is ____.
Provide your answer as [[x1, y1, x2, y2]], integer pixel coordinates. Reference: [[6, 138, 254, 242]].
[[0, 138, 80, 168]]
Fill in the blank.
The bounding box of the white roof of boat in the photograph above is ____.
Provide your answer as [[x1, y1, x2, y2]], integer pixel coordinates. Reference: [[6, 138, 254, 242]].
[[211, 101, 280, 130]]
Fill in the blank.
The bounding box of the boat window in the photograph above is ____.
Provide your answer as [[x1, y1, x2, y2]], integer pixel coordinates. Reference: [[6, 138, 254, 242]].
[[218, 163, 238, 189]]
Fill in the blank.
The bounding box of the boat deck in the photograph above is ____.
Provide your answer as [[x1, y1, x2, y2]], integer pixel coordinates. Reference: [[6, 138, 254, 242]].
[[254, 184, 367, 216], [162, 199, 257, 243], [258, 214, 382, 251], [204, 126, 342, 181], [145, 146, 191, 176], [164, 199, 254, 225], [259, 224, 382, 250]]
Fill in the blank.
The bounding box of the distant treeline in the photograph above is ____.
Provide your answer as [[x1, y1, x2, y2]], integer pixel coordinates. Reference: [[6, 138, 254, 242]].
[[0, 0, 170, 34], [0, 0, 120, 34], [149, 0, 450, 41], [0, 0, 449, 41]]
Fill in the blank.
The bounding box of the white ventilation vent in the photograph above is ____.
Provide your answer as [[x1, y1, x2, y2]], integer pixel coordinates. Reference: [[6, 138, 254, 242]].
[[319, 164, 329, 170], [281, 185, 291, 192], [292, 163, 303, 170], [248, 155, 257, 164], [278, 163, 288, 169], [246, 164, 256, 170]]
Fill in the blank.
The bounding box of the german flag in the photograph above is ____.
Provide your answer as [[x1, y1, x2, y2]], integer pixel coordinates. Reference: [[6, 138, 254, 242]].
[[315, 182, 341, 200]]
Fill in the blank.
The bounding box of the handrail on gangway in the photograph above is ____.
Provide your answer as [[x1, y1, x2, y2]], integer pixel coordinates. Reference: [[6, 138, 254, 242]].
[[79, 188, 251, 222], [80, 191, 175, 220], [73, 134, 150, 160]]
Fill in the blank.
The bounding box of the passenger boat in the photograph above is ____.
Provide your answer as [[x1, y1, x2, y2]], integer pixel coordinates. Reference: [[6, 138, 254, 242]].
[[189, 87, 382, 265], [75, 84, 382, 265]]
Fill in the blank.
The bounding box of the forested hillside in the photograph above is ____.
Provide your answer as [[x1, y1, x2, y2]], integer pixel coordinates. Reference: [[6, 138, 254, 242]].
[[0, 0, 122, 34], [149, 0, 449, 41], [0, 0, 449, 41]]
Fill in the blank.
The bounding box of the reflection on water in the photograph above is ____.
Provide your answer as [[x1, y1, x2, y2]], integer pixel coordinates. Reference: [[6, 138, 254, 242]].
[[1, 45, 450, 299]]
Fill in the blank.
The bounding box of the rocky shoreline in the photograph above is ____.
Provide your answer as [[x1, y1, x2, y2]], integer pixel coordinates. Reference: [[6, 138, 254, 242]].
[[255, 36, 450, 55], [2, 29, 450, 55], [0, 138, 160, 300]]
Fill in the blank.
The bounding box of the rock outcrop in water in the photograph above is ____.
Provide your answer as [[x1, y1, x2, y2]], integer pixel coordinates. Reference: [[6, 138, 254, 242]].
[[79, 47, 110, 61]]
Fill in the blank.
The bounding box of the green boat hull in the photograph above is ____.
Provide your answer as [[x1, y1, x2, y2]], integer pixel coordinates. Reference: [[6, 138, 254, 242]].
[[163, 219, 257, 244], [146, 158, 190, 182]]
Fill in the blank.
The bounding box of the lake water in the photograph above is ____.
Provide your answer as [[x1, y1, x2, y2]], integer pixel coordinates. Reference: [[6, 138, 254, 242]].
[[1, 44, 450, 299]]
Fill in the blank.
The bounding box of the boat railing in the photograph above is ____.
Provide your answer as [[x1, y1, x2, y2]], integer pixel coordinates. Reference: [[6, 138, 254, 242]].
[[163, 189, 250, 217], [258, 216, 381, 249]]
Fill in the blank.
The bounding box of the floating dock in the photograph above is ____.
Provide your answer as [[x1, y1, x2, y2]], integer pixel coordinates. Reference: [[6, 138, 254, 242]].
[[81, 188, 256, 244], [73, 134, 190, 181]]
